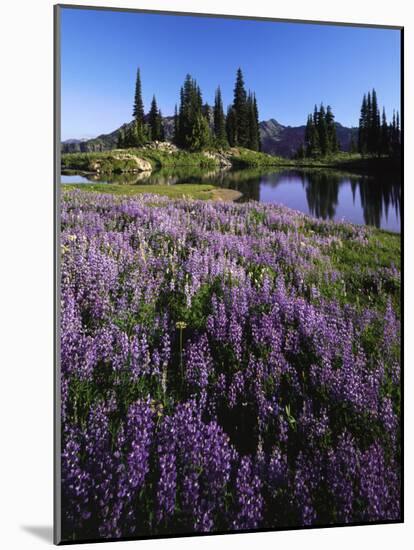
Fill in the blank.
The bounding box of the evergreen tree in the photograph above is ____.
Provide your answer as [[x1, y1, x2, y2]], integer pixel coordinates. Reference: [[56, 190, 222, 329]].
[[390, 110, 401, 158], [133, 68, 145, 122], [317, 104, 329, 156], [117, 128, 125, 149], [304, 114, 313, 156], [326, 105, 339, 153], [213, 87, 228, 148], [202, 102, 211, 120], [304, 113, 319, 157], [233, 68, 249, 147], [173, 104, 179, 146], [148, 95, 159, 141], [358, 94, 368, 155], [148, 95, 161, 141], [158, 109, 165, 141], [253, 93, 261, 151], [247, 92, 259, 151], [370, 89, 381, 155], [313, 104, 319, 126], [358, 89, 391, 157], [226, 106, 237, 147], [132, 67, 147, 146], [189, 113, 211, 151], [380, 108, 389, 157], [350, 135, 358, 154], [295, 144, 306, 159], [176, 74, 211, 150]]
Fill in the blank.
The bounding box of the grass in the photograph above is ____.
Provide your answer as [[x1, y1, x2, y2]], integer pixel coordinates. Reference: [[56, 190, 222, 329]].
[[62, 147, 401, 177], [302, 220, 400, 313], [61, 149, 219, 173], [225, 147, 288, 167], [66, 183, 241, 201], [61, 147, 289, 173], [292, 152, 401, 174]]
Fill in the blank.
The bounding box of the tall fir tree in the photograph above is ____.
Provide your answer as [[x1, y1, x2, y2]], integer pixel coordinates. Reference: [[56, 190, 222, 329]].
[[117, 128, 125, 149], [173, 104, 179, 146], [132, 68, 145, 122], [148, 95, 164, 142], [358, 94, 368, 155], [302, 104, 338, 157], [358, 89, 392, 157], [158, 109, 165, 141], [226, 106, 237, 147], [213, 87, 228, 147], [317, 104, 329, 156], [325, 105, 338, 153], [370, 89, 381, 155], [253, 93, 261, 151], [247, 92, 259, 151], [132, 67, 147, 146], [380, 108, 389, 157], [176, 74, 211, 150], [189, 113, 211, 151], [233, 68, 249, 147]]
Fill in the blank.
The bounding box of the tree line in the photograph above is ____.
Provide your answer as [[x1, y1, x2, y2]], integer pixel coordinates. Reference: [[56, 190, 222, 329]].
[[296, 104, 339, 158], [117, 68, 165, 148], [296, 89, 401, 160], [117, 67, 261, 152], [358, 89, 400, 158]]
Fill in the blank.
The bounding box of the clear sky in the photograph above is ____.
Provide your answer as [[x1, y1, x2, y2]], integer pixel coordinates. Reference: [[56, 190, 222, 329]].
[[60, 7, 401, 141]]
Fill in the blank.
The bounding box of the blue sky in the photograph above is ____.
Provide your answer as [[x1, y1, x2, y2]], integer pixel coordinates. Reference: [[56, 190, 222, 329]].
[[60, 7, 401, 140]]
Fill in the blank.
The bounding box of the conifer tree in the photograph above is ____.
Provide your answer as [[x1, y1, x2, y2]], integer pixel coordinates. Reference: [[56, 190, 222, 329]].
[[317, 104, 329, 156], [173, 104, 179, 145], [350, 135, 358, 154], [132, 67, 147, 146], [358, 94, 368, 155], [226, 106, 237, 147], [189, 113, 211, 151], [253, 93, 261, 151], [380, 108, 389, 157], [213, 87, 228, 147], [313, 105, 319, 126], [370, 89, 381, 155], [158, 109, 165, 141], [233, 68, 249, 147], [176, 74, 211, 150], [247, 92, 259, 151], [148, 95, 160, 141], [117, 128, 125, 149], [133, 68, 145, 122], [326, 105, 338, 153]]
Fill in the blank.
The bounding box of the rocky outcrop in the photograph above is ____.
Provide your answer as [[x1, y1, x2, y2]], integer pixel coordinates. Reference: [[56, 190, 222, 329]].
[[202, 151, 232, 168], [142, 141, 179, 154], [89, 153, 152, 174]]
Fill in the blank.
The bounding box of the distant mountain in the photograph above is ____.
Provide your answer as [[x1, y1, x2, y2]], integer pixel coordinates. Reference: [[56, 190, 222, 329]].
[[259, 118, 358, 157], [61, 116, 358, 158]]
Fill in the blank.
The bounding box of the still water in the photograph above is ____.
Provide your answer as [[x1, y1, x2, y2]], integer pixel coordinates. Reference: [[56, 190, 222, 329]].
[[61, 167, 401, 232]]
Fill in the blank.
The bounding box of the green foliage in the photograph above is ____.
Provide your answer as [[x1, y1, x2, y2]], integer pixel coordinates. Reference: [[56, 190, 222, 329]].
[[148, 95, 164, 142], [188, 113, 211, 151], [232, 68, 249, 147], [67, 183, 220, 200], [132, 67, 145, 123], [225, 106, 237, 147], [358, 89, 400, 158], [303, 103, 338, 158], [213, 87, 228, 148], [175, 74, 211, 151], [227, 147, 287, 168]]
